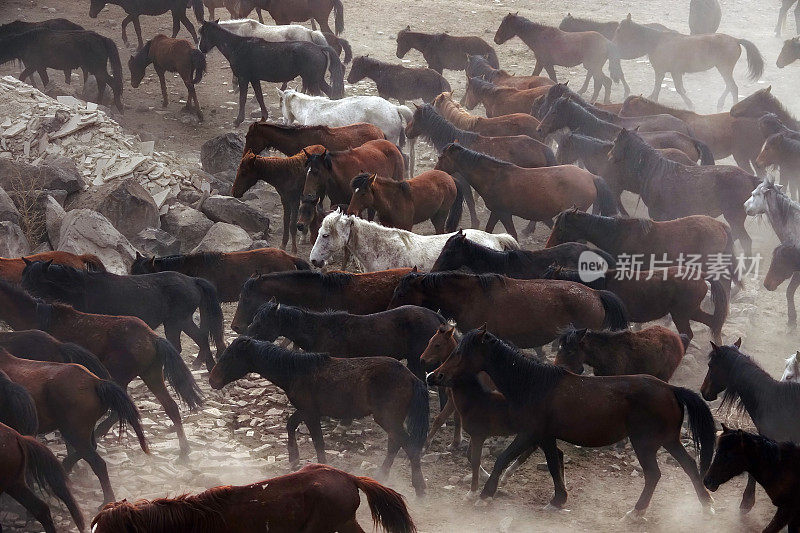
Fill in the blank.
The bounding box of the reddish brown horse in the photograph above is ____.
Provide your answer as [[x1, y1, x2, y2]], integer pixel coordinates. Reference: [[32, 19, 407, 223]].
[[0, 251, 105, 283], [0, 348, 148, 504], [242, 121, 385, 157], [128, 34, 206, 120], [434, 143, 617, 239], [0, 280, 201, 458], [396, 25, 498, 74], [433, 92, 543, 141], [494, 13, 623, 103], [0, 422, 85, 533], [463, 77, 550, 117], [465, 54, 555, 90], [231, 268, 413, 330], [92, 464, 416, 533], [346, 171, 460, 233]]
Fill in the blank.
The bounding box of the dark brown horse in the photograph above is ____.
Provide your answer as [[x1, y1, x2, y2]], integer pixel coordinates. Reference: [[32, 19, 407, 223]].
[[231, 268, 413, 330], [395, 26, 498, 74], [606, 128, 757, 256], [236, 0, 344, 35], [131, 248, 309, 301], [465, 54, 555, 90], [0, 348, 148, 504], [243, 121, 385, 157], [612, 14, 764, 109], [0, 251, 105, 284], [89, 0, 203, 48], [555, 325, 686, 381], [463, 77, 550, 117], [779, 36, 800, 71], [210, 337, 429, 495], [0, 329, 111, 380], [433, 92, 543, 140], [434, 143, 617, 239], [92, 464, 416, 533], [0, 422, 85, 533], [128, 34, 206, 120], [0, 280, 202, 457], [494, 13, 623, 103], [429, 328, 716, 515], [347, 171, 460, 233], [755, 133, 800, 199], [764, 244, 800, 328], [347, 55, 451, 104]]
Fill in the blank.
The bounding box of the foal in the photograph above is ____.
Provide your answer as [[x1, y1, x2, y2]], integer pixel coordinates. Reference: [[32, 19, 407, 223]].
[[396, 25, 499, 74], [129, 34, 206, 120]]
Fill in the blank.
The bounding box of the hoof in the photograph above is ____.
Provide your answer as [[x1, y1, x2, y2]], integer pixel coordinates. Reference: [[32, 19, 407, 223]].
[[623, 509, 647, 522], [543, 503, 564, 513], [462, 490, 478, 502], [703, 505, 716, 516], [474, 497, 492, 508]]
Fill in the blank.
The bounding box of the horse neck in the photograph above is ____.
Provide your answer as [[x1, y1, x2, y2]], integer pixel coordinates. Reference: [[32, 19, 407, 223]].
[[276, 308, 317, 347], [482, 342, 554, 403], [564, 104, 617, 138], [371, 182, 408, 216], [510, 17, 548, 45], [572, 135, 612, 161], [421, 113, 475, 151], [249, 347, 320, 390], [726, 359, 782, 422], [765, 100, 800, 130], [619, 23, 662, 54], [766, 192, 800, 245], [254, 155, 305, 192], [449, 152, 500, 194], [405, 32, 432, 51], [441, 101, 477, 129], [571, 214, 620, 251], [208, 27, 244, 60]]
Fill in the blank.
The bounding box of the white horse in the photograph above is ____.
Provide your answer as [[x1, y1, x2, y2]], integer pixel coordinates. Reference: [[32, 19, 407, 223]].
[[219, 19, 330, 47], [782, 351, 800, 382], [278, 88, 416, 175], [745, 177, 800, 245], [309, 210, 519, 272]]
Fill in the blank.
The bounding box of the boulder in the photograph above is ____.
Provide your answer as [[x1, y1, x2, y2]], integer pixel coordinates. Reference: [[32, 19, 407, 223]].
[[0, 157, 85, 195], [0, 221, 29, 257], [191, 222, 253, 254], [0, 185, 20, 224], [43, 194, 65, 245], [200, 133, 244, 175], [200, 195, 270, 235], [57, 209, 136, 274], [161, 203, 215, 253], [130, 227, 181, 257], [66, 177, 159, 239]]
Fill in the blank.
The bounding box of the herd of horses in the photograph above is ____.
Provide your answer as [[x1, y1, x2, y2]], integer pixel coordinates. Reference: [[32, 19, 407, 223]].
[[5, 0, 800, 532]]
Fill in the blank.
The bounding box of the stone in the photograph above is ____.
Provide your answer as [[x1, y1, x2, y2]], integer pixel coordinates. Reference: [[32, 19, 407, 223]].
[[57, 209, 136, 274], [161, 203, 214, 253], [201, 194, 270, 235], [0, 221, 29, 256], [43, 194, 65, 244], [0, 185, 20, 224], [200, 133, 244, 175], [66, 177, 159, 239], [130, 227, 181, 257], [0, 157, 85, 195], [191, 222, 253, 254]]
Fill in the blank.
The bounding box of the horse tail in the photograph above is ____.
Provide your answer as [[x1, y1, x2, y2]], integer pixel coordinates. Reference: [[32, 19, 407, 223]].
[[80, 253, 107, 272], [293, 256, 312, 270], [191, 0, 205, 22], [486, 48, 500, 69], [190, 48, 207, 84], [156, 337, 203, 409], [338, 36, 352, 63], [0, 371, 38, 436], [331, 0, 344, 35], [606, 41, 623, 83], [598, 289, 630, 330], [445, 176, 465, 232], [706, 277, 729, 341], [19, 434, 86, 532], [322, 46, 345, 99], [737, 38, 765, 81], [592, 176, 619, 216], [352, 475, 417, 533], [404, 377, 429, 457], [693, 138, 715, 165], [59, 342, 111, 380], [95, 379, 149, 454], [195, 278, 225, 350], [671, 386, 716, 475], [101, 35, 123, 101], [496, 233, 520, 250]]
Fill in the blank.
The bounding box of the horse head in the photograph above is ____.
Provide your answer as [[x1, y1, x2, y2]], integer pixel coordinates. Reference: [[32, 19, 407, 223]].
[[700, 338, 742, 401], [781, 351, 800, 382], [309, 210, 351, 268], [428, 325, 489, 386]]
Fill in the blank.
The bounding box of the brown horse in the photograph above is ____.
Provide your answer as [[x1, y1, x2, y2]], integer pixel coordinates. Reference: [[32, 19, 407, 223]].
[[347, 55, 451, 104], [395, 26, 498, 74], [0, 369, 38, 435], [231, 268, 413, 331], [494, 13, 623, 103], [89, 0, 203, 49], [302, 140, 406, 207], [428, 328, 716, 515], [778, 36, 800, 67], [0, 280, 202, 457], [764, 244, 800, 329], [0, 348, 148, 504], [0, 251, 105, 283], [128, 34, 206, 120], [387, 270, 629, 353], [236, 0, 344, 35], [346, 171, 460, 233], [465, 54, 555, 90], [434, 143, 617, 239], [612, 14, 764, 109], [755, 133, 800, 199], [210, 337, 429, 496], [555, 325, 687, 381], [463, 77, 550, 117], [0, 329, 111, 380], [730, 87, 800, 132], [619, 95, 764, 174], [0, 422, 85, 533], [433, 92, 543, 140], [243, 121, 385, 157], [92, 464, 416, 533]]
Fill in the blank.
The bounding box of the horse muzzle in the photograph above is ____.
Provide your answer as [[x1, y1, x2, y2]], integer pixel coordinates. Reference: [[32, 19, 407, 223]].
[[311, 258, 326, 268]]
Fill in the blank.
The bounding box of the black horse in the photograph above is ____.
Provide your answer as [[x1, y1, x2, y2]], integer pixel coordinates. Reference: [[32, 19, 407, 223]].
[[198, 20, 345, 126], [89, 0, 204, 49], [21, 260, 225, 370], [0, 19, 87, 85]]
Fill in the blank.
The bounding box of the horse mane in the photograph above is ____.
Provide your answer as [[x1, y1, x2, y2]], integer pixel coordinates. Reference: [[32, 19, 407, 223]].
[[468, 77, 508, 96], [619, 17, 664, 41], [395, 271, 503, 299], [767, 181, 800, 225], [751, 89, 799, 128], [557, 97, 618, 131], [441, 235, 538, 270], [249, 269, 354, 292], [254, 301, 350, 325], [255, 121, 333, 133], [563, 132, 612, 153], [130, 38, 152, 66], [614, 129, 679, 189], [774, 243, 800, 267], [443, 143, 515, 169], [506, 14, 552, 32], [542, 264, 607, 289], [413, 104, 477, 149], [350, 172, 408, 194], [776, 132, 800, 155], [21, 261, 91, 304], [240, 336, 331, 373], [555, 87, 617, 122], [154, 252, 224, 271]]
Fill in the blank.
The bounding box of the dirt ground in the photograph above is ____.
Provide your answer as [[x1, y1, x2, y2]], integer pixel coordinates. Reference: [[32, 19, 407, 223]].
[[1, 0, 798, 531]]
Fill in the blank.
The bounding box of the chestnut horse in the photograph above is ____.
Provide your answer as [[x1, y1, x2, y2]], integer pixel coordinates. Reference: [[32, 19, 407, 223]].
[[0, 348, 148, 504], [0, 422, 85, 533], [0, 280, 202, 457], [131, 248, 309, 302], [463, 77, 550, 117], [231, 268, 413, 331], [128, 34, 206, 120], [396, 25, 498, 74], [433, 92, 543, 141], [242, 121, 385, 156], [434, 143, 617, 239], [346, 171, 460, 233], [0, 251, 105, 283], [429, 328, 716, 515], [494, 13, 623, 103], [94, 464, 415, 533], [465, 54, 554, 90]]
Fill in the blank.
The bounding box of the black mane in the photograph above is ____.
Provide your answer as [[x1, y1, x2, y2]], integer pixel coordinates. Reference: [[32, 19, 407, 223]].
[[411, 104, 477, 151], [442, 143, 515, 168], [235, 336, 330, 376], [394, 270, 503, 298], [247, 270, 354, 292], [154, 252, 224, 271]]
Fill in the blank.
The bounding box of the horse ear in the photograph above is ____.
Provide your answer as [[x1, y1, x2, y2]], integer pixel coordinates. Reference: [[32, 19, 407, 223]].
[[323, 151, 333, 170], [413, 102, 420, 109], [564, 80, 569, 87], [135, 251, 143, 260], [733, 337, 742, 348], [22, 257, 32, 266], [149, 257, 156, 268], [710, 341, 720, 351], [476, 324, 488, 341], [368, 174, 377, 185], [269, 296, 276, 303], [43, 259, 53, 270], [626, 13, 632, 20], [766, 85, 772, 93], [796, 350, 800, 357], [721, 423, 731, 433], [411, 266, 418, 272], [404, 25, 411, 31]]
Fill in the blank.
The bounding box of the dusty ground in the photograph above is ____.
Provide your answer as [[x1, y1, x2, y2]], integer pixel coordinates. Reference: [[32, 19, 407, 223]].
[[1, 0, 798, 531]]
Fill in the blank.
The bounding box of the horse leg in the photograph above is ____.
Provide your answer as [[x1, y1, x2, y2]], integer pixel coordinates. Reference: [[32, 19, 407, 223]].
[[577, 70, 592, 94], [155, 67, 169, 108], [18, 67, 35, 84], [689, 308, 723, 345], [171, 11, 181, 39], [544, 64, 558, 82], [663, 439, 713, 508], [378, 435, 402, 480], [532, 60, 544, 76], [251, 80, 269, 122], [430, 210, 447, 234], [619, 69, 631, 98], [499, 445, 537, 486], [5, 484, 56, 533], [142, 371, 191, 458], [498, 212, 518, 241], [740, 475, 757, 513], [235, 78, 249, 127], [132, 16, 144, 50], [305, 414, 328, 464], [627, 438, 661, 516], [601, 74, 612, 104], [763, 505, 794, 533], [337, 519, 367, 533], [423, 393, 455, 451], [256, 9, 264, 24], [180, 13, 199, 43], [541, 438, 568, 509], [61, 429, 115, 504], [286, 410, 304, 468], [120, 15, 132, 47], [671, 314, 694, 344], [480, 433, 538, 499], [672, 73, 694, 110], [468, 436, 486, 493], [589, 72, 603, 104], [649, 70, 665, 101], [188, 81, 203, 121], [733, 152, 757, 175], [484, 211, 499, 234], [181, 319, 216, 371], [795, 1, 800, 35], [716, 67, 737, 111], [460, 180, 479, 229], [786, 273, 800, 329], [726, 215, 752, 258]]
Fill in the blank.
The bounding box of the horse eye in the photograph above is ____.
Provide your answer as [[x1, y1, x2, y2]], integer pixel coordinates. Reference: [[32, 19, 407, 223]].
[[322, 234, 329, 239]]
